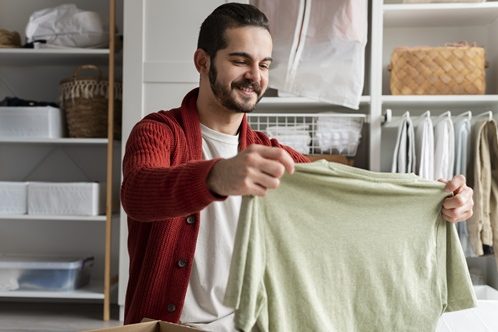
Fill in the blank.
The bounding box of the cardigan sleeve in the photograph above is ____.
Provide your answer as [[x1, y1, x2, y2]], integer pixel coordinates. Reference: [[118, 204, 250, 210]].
[[121, 120, 225, 222]]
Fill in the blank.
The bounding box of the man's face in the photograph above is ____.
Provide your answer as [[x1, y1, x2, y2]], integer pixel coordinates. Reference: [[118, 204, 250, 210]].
[[208, 26, 272, 113]]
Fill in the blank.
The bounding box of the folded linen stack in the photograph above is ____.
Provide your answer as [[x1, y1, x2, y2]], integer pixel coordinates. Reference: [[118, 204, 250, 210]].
[[266, 125, 311, 154], [316, 117, 363, 156]]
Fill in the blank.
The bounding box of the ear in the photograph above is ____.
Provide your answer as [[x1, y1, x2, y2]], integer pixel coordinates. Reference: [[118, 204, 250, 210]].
[[194, 48, 210, 74]]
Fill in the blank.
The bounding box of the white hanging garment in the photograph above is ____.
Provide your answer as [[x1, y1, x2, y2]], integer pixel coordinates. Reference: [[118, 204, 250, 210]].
[[415, 113, 434, 180], [252, 0, 368, 110], [434, 114, 455, 180], [454, 116, 471, 176], [392, 113, 416, 173], [453, 115, 475, 257]]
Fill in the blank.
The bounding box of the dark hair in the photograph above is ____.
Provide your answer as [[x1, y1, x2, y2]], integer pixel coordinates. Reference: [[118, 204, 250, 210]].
[[197, 3, 270, 58]]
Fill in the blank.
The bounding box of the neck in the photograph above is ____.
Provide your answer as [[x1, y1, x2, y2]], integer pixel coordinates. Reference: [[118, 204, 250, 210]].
[[196, 87, 244, 136]]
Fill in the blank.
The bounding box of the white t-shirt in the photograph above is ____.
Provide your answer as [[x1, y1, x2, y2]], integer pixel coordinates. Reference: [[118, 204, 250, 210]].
[[180, 123, 241, 331]]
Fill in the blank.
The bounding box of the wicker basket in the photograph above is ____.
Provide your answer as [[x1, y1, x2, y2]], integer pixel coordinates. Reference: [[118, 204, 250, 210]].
[[60, 65, 122, 138], [0, 28, 21, 48], [389, 43, 486, 95]]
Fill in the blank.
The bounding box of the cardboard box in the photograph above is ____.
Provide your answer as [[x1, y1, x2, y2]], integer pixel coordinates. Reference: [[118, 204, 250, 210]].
[[86, 320, 205, 332]]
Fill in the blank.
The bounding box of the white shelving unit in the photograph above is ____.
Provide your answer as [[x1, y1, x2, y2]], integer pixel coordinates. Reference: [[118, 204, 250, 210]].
[[0, 138, 110, 144], [0, 280, 105, 299], [0, 215, 107, 222], [377, 0, 498, 291], [0, 0, 122, 321]]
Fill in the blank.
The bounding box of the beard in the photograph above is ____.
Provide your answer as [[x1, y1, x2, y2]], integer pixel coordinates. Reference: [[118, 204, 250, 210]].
[[208, 62, 264, 113]]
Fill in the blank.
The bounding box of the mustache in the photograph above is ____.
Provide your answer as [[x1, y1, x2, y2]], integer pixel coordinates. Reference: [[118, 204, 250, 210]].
[[232, 80, 262, 94]]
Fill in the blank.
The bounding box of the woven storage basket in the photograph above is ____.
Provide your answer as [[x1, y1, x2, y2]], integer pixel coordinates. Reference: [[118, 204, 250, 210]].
[[60, 65, 122, 138], [0, 28, 21, 48], [389, 43, 486, 95]]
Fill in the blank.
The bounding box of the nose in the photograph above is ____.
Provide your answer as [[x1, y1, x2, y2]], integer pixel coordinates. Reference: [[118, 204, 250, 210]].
[[244, 64, 261, 83]]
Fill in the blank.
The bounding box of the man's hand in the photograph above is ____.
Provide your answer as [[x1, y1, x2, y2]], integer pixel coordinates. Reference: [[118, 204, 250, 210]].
[[438, 175, 474, 223], [207, 144, 295, 197]]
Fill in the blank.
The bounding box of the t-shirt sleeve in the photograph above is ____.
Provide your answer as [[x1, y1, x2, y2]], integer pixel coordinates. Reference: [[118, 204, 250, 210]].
[[225, 196, 267, 331], [444, 223, 477, 312]]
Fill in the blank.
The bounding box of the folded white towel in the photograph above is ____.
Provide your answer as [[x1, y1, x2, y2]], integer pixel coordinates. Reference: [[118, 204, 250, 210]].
[[265, 126, 311, 154]]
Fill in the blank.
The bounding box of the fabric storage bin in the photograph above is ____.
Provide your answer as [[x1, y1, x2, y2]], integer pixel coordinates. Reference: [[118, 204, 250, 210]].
[[28, 182, 105, 216], [0, 106, 64, 138], [0, 182, 27, 215], [0, 255, 93, 291], [389, 44, 486, 95]]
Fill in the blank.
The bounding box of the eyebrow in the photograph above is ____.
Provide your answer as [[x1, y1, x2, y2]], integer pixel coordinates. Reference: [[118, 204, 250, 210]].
[[228, 52, 272, 63]]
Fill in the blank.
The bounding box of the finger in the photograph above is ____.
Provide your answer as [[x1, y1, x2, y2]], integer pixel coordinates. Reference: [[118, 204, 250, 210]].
[[252, 171, 281, 191], [442, 189, 473, 209], [258, 158, 286, 179], [442, 175, 466, 193], [442, 185, 473, 209], [442, 208, 473, 223], [250, 145, 295, 174]]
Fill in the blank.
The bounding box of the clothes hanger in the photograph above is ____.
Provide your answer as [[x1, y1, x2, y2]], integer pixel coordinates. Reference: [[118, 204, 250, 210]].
[[474, 111, 493, 121], [455, 110, 472, 121]]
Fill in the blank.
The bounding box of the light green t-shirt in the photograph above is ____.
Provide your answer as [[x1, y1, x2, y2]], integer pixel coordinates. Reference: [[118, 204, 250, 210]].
[[225, 160, 476, 332]]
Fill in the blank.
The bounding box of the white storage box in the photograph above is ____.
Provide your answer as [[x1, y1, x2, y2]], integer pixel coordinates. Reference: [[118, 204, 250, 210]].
[[0, 182, 28, 215], [0, 255, 93, 291], [28, 182, 105, 216], [0, 106, 64, 138], [437, 285, 498, 331]]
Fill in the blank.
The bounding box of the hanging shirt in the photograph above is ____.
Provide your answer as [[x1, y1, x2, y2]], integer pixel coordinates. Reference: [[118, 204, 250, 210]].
[[392, 113, 416, 173], [467, 120, 498, 259], [180, 124, 241, 332], [225, 161, 476, 332], [434, 115, 455, 180], [453, 116, 474, 257], [252, 0, 368, 109], [415, 114, 434, 180]]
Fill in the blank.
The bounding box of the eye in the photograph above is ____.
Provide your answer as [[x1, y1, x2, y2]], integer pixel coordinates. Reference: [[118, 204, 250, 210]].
[[260, 63, 270, 70], [232, 59, 247, 65]]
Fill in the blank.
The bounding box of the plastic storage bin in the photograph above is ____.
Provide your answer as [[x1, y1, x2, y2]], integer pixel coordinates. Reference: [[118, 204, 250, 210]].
[[27, 182, 105, 216], [0, 255, 94, 291], [0, 182, 27, 215], [0, 106, 64, 138]]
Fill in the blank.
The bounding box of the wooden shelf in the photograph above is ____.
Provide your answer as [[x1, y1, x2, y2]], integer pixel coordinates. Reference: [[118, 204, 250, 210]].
[[382, 95, 498, 108], [384, 2, 498, 27], [0, 215, 106, 222], [0, 138, 110, 145], [0, 48, 111, 66], [0, 280, 104, 300]]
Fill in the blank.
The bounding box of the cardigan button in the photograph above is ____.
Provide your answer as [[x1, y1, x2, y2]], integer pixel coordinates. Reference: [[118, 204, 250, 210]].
[[167, 304, 176, 312], [177, 259, 187, 268], [186, 215, 196, 224]]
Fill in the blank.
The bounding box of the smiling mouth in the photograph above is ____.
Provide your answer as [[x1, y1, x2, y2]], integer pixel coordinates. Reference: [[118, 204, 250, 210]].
[[238, 86, 256, 95]]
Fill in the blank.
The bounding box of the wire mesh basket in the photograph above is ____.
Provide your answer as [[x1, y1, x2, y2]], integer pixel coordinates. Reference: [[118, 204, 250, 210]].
[[247, 113, 365, 157]]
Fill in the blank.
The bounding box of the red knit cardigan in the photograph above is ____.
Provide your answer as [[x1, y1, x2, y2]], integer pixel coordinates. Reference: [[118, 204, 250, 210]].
[[121, 88, 309, 324]]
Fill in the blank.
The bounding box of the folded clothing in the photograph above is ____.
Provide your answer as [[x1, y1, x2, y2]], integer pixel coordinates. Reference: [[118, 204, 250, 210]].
[[316, 117, 363, 156], [266, 125, 311, 154]]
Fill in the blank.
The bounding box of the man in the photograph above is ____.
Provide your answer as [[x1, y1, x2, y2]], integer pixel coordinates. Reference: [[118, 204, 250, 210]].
[[121, 3, 474, 330]]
